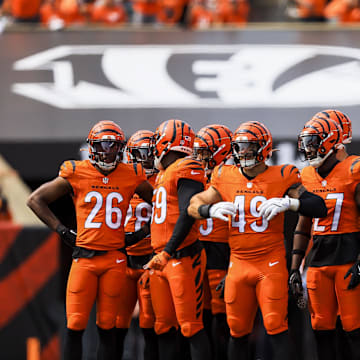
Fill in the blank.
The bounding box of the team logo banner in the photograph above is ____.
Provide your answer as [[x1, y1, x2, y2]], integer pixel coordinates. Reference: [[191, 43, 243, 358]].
[[12, 44, 360, 109]]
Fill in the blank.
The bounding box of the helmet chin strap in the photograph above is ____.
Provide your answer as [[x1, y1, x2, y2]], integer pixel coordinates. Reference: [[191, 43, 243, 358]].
[[309, 149, 333, 168], [154, 155, 164, 171]]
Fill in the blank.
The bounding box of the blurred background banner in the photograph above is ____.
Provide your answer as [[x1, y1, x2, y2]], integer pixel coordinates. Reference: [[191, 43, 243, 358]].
[[0, 224, 61, 360], [1, 28, 360, 181]]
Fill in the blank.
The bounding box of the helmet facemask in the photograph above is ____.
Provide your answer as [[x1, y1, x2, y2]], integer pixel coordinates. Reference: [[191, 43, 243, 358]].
[[193, 147, 214, 175], [130, 146, 156, 175], [88, 139, 124, 171], [232, 141, 261, 169], [298, 134, 333, 168]]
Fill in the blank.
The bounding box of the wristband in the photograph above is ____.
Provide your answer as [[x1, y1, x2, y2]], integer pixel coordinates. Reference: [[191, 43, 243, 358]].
[[294, 230, 311, 238], [292, 249, 306, 257], [55, 224, 67, 235], [198, 204, 213, 218]]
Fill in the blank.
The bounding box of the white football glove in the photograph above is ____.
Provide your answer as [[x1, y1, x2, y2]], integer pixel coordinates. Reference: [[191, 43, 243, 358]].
[[209, 202, 236, 222], [258, 197, 300, 221]]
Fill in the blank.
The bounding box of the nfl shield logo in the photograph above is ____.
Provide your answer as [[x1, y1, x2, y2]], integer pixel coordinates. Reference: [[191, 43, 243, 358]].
[[103, 177, 109, 184]]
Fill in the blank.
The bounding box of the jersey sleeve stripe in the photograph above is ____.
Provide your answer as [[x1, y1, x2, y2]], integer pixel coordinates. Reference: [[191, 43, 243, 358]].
[[189, 167, 204, 171], [280, 164, 287, 177], [217, 163, 224, 176], [132, 162, 138, 175], [69, 160, 76, 173], [351, 158, 360, 174]]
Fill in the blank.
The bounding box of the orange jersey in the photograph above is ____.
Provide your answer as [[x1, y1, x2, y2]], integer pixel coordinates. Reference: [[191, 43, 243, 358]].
[[301, 156, 360, 236], [199, 183, 229, 244], [125, 173, 156, 256], [91, 4, 128, 24], [3, 0, 41, 18], [151, 157, 206, 253], [59, 160, 146, 251], [214, 0, 249, 24], [211, 164, 300, 258], [296, 0, 327, 18]]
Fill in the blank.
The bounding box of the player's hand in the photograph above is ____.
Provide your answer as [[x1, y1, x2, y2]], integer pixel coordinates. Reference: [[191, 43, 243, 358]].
[[258, 197, 299, 221], [139, 270, 150, 289], [143, 251, 171, 271], [344, 260, 360, 290], [209, 202, 236, 222], [215, 275, 226, 299], [56, 224, 76, 248], [289, 269, 307, 309]]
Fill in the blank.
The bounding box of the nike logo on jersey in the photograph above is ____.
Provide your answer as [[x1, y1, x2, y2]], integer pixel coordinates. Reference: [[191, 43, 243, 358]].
[[172, 261, 182, 267], [116, 259, 125, 264], [269, 261, 279, 267], [191, 170, 200, 175]]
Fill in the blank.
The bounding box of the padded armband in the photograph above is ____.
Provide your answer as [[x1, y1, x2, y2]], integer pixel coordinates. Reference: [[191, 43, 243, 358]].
[[298, 191, 327, 218], [198, 204, 213, 218]]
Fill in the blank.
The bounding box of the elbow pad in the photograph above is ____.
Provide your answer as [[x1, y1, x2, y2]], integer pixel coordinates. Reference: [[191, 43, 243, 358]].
[[298, 191, 327, 218]]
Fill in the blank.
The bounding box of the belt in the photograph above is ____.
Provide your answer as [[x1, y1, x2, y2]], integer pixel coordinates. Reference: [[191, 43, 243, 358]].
[[127, 253, 153, 269], [173, 240, 203, 259], [72, 246, 126, 259]]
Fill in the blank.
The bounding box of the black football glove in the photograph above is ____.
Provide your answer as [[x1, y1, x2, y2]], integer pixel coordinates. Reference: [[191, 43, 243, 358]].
[[56, 224, 76, 248], [344, 260, 360, 290], [215, 275, 226, 299], [289, 269, 307, 310]]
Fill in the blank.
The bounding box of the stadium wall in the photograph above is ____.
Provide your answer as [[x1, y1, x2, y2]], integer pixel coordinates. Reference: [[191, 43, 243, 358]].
[[0, 26, 360, 182]]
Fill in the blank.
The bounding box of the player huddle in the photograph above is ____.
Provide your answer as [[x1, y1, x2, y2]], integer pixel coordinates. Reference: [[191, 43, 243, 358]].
[[27, 110, 360, 360]]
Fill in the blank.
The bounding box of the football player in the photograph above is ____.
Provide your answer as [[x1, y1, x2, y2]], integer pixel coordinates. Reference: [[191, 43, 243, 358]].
[[188, 121, 327, 360], [310, 109, 352, 161], [27, 121, 154, 360], [144, 119, 211, 360], [289, 115, 360, 360], [115, 130, 158, 360], [193, 124, 232, 360]]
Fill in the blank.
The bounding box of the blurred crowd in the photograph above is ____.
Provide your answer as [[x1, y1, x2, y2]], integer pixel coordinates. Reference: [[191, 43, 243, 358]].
[[0, 0, 359, 30]]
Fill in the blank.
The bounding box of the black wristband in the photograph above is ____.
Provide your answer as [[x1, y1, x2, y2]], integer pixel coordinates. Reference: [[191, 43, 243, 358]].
[[55, 224, 67, 235], [294, 230, 311, 239], [198, 204, 213, 218], [292, 249, 306, 257]]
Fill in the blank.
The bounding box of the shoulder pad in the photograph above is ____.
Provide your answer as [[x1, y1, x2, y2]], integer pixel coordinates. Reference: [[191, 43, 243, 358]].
[[59, 160, 76, 177], [350, 157, 360, 176], [280, 164, 300, 178], [177, 158, 204, 171], [176, 158, 205, 181]]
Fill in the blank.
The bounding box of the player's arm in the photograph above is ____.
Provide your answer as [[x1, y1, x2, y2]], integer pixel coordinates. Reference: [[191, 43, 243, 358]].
[[188, 185, 236, 221], [289, 214, 312, 307], [27, 176, 72, 231], [163, 178, 204, 255], [259, 183, 327, 221], [125, 221, 151, 247], [27, 177, 76, 247], [343, 182, 360, 289], [187, 186, 222, 219], [290, 214, 312, 271], [135, 180, 153, 205]]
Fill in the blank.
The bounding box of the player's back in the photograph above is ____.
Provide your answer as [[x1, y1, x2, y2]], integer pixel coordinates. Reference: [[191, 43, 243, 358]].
[[151, 157, 205, 253]]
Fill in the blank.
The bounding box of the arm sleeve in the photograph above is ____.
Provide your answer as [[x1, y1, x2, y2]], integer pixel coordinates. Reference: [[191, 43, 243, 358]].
[[298, 191, 327, 218], [125, 224, 150, 247], [164, 178, 204, 255]]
